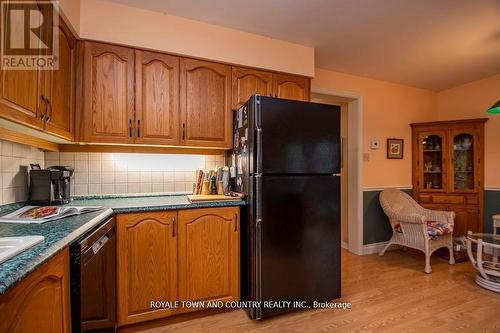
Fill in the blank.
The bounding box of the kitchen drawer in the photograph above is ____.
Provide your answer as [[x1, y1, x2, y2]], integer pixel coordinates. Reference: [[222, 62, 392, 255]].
[[421, 204, 448, 211], [432, 195, 464, 204], [418, 195, 432, 203], [466, 196, 479, 205]]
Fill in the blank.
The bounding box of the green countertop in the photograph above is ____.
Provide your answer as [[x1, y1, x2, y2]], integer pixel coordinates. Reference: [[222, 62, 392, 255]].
[[0, 193, 245, 295]]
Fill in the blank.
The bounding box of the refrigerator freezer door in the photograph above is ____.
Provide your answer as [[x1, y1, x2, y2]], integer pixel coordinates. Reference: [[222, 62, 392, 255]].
[[257, 97, 341, 175], [251, 174, 341, 319]]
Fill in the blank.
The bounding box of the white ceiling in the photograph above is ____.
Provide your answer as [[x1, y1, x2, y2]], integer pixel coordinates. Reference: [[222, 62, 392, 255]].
[[105, 0, 500, 91]]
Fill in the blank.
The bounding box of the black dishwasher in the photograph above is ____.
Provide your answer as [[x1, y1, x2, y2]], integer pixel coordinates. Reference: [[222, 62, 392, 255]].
[[70, 216, 116, 333]]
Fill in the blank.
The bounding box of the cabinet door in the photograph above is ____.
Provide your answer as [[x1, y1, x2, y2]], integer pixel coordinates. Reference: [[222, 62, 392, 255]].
[[41, 18, 76, 140], [449, 128, 480, 193], [180, 58, 232, 148], [417, 131, 447, 193], [450, 205, 481, 236], [0, 248, 71, 333], [0, 1, 43, 129], [272, 73, 310, 101], [116, 211, 178, 326], [82, 42, 135, 143], [178, 207, 239, 310], [232, 67, 272, 109], [135, 50, 180, 145]]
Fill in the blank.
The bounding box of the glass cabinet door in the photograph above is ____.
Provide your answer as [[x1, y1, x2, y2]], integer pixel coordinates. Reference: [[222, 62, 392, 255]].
[[419, 131, 446, 192], [451, 130, 478, 192]]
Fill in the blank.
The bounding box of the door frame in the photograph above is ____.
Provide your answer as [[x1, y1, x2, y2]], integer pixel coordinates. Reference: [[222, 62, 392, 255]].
[[311, 87, 364, 255]]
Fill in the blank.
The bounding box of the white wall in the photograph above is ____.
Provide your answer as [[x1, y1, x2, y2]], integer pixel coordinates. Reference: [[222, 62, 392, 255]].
[[0, 141, 45, 204], [45, 152, 224, 196]]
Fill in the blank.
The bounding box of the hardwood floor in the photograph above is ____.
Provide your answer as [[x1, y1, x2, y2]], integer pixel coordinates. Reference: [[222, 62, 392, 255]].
[[123, 249, 500, 333]]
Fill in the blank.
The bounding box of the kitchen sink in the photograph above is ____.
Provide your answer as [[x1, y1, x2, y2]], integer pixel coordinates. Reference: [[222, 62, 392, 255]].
[[0, 236, 45, 265]]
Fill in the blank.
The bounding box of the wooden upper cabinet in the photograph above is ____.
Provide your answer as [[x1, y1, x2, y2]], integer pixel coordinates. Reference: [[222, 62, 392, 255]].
[[135, 50, 180, 145], [232, 67, 272, 109], [272, 73, 310, 101], [178, 207, 240, 310], [116, 211, 178, 326], [0, 68, 41, 128], [0, 248, 71, 333], [82, 42, 135, 143], [180, 58, 232, 148], [0, 1, 42, 129], [41, 18, 76, 140]]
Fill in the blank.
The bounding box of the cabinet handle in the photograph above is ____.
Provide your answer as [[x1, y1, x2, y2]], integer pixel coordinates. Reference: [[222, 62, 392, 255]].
[[234, 213, 238, 232], [182, 123, 186, 140], [137, 119, 140, 138], [172, 217, 176, 237], [129, 120, 132, 137], [40, 95, 47, 120], [45, 98, 51, 122]]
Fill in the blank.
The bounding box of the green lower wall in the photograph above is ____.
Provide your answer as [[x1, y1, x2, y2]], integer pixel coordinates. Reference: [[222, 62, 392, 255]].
[[363, 189, 500, 245], [363, 189, 411, 244], [484, 190, 500, 233]]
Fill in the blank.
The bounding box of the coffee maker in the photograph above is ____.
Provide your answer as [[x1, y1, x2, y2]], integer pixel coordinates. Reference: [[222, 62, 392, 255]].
[[28, 165, 74, 205]]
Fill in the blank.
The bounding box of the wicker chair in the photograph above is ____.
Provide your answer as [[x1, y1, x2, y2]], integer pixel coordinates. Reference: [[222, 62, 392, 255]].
[[379, 189, 455, 273]]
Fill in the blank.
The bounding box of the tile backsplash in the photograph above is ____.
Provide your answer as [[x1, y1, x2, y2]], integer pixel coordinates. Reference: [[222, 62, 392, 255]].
[[45, 152, 225, 196], [0, 140, 45, 204]]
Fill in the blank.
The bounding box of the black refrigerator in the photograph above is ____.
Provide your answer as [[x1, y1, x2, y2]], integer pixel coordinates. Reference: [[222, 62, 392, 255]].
[[231, 95, 341, 320]]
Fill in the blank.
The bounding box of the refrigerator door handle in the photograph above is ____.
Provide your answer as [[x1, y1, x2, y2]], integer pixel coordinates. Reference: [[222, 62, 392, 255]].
[[255, 217, 262, 319], [256, 129, 263, 174], [255, 96, 263, 174], [341, 136, 344, 169], [255, 174, 262, 219]]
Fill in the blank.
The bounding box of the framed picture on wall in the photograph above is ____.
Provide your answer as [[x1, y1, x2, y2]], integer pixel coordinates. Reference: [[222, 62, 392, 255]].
[[387, 138, 404, 159]]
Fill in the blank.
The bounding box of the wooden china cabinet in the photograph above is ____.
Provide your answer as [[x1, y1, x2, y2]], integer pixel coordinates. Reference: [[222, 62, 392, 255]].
[[411, 119, 487, 255]]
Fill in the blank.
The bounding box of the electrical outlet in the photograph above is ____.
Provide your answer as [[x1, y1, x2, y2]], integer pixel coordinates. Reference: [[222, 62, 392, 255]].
[[363, 153, 370, 162]]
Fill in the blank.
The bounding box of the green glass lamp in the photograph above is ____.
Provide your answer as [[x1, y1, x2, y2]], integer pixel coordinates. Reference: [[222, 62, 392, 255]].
[[486, 99, 500, 114]]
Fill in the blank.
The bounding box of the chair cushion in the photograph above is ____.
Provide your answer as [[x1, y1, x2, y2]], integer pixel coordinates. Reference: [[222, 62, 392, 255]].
[[426, 221, 453, 239], [393, 221, 453, 239]]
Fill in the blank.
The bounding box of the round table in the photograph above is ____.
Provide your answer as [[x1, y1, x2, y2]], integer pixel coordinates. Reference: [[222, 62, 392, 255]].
[[466, 232, 500, 292]]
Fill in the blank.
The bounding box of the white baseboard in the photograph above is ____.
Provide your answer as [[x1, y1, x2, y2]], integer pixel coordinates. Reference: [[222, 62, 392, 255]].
[[362, 241, 402, 255], [362, 241, 388, 255], [341, 241, 348, 250]]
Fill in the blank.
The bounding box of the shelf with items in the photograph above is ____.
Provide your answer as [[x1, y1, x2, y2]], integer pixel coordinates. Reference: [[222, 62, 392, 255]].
[[421, 133, 444, 190], [453, 133, 475, 191]]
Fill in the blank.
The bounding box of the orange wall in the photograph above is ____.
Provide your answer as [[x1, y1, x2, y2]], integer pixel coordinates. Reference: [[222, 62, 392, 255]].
[[78, 0, 314, 77], [436, 73, 500, 188], [312, 68, 437, 188], [59, 0, 80, 35]]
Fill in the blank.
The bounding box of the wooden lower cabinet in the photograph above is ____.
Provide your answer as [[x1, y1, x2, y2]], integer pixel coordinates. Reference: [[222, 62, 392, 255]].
[[452, 205, 480, 237], [0, 248, 71, 333], [116, 207, 240, 327], [178, 207, 240, 311], [116, 211, 178, 326]]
